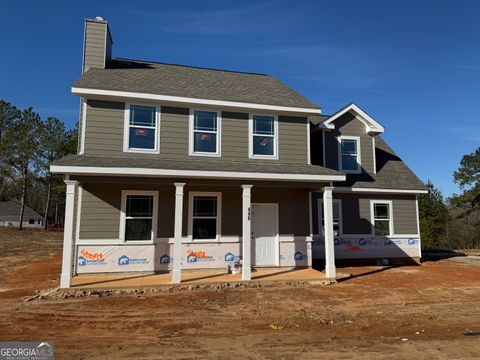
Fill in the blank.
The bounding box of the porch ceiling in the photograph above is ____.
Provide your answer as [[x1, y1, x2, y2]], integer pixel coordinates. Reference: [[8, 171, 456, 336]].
[[51, 155, 346, 183]]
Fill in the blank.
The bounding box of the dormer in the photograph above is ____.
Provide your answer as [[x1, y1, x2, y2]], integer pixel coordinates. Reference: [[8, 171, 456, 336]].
[[310, 103, 384, 175]]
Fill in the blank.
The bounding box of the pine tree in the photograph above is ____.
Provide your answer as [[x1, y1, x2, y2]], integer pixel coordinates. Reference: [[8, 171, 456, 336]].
[[418, 180, 447, 249]]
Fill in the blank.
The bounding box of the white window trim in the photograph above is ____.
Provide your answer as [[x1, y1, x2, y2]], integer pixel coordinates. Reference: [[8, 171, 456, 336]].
[[370, 200, 394, 237], [317, 198, 343, 237], [248, 114, 279, 160], [119, 190, 159, 243], [188, 109, 221, 157], [338, 135, 361, 174], [188, 192, 222, 241], [123, 103, 160, 154]]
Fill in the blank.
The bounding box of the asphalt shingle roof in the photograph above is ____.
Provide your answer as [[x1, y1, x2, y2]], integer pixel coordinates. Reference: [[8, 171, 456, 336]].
[[52, 155, 343, 177], [339, 136, 427, 190], [0, 200, 42, 218], [73, 58, 320, 109]]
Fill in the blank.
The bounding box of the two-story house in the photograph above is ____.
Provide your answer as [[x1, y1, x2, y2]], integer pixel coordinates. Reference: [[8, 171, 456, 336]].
[[52, 18, 426, 288]]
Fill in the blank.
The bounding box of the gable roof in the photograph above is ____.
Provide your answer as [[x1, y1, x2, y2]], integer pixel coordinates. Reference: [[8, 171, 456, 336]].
[[318, 103, 384, 134], [336, 136, 427, 191], [0, 200, 42, 218], [72, 58, 321, 113]]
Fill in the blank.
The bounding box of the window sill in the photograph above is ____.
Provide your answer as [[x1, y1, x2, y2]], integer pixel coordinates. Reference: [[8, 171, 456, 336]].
[[123, 148, 160, 154], [189, 152, 221, 157]]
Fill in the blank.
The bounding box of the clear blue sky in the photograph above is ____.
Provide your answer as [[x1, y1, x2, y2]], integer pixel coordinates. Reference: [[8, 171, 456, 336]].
[[1, 1, 479, 196]]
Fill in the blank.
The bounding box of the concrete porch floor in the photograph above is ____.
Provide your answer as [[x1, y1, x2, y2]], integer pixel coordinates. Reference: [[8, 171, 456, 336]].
[[71, 267, 327, 289]]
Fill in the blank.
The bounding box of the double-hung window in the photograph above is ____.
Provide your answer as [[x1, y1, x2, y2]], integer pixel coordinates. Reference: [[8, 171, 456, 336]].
[[339, 136, 361, 173], [121, 191, 158, 241], [250, 115, 277, 158], [190, 110, 220, 156], [189, 193, 221, 240], [318, 199, 342, 237], [125, 104, 158, 152], [371, 201, 393, 236]]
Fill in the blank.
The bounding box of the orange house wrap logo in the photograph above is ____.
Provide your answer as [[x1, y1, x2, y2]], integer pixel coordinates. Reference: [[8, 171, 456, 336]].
[[80, 249, 104, 259], [186, 250, 214, 263]]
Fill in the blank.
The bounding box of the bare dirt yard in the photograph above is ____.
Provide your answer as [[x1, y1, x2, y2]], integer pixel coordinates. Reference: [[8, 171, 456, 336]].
[[1, 228, 480, 359]]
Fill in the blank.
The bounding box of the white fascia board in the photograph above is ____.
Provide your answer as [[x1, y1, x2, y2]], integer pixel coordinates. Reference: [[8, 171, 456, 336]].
[[321, 103, 384, 133], [50, 165, 346, 182], [334, 187, 428, 194], [71, 87, 322, 115]]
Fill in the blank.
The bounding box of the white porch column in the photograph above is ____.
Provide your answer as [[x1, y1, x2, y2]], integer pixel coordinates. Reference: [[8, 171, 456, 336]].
[[60, 180, 78, 288], [242, 185, 253, 281], [172, 182, 185, 284], [323, 186, 336, 280]]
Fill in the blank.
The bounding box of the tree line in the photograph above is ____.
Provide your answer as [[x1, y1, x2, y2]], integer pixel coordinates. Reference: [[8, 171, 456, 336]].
[[419, 146, 480, 249], [0, 99, 77, 229]]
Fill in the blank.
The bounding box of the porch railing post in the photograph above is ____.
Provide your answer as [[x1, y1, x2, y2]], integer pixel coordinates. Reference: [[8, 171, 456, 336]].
[[60, 179, 78, 288], [172, 182, 185, 284], [323, 186, 336, 280], [241, 185, 253, 281]]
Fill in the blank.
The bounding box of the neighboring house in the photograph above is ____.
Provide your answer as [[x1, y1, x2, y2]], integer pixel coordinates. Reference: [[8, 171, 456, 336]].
[[0, 200, 43, 228], [51, 18, 427, 288]]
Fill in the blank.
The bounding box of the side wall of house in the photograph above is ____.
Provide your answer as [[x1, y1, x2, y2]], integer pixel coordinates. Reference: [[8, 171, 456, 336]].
[[311, 193, 420, 259], [82, 100, 309, 164]]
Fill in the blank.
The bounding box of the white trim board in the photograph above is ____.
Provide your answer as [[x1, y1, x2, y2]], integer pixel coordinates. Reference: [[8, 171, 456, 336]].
[[50, 165, 346, 182], [72, 87, 322, 115], [333, 187, 428, 194]]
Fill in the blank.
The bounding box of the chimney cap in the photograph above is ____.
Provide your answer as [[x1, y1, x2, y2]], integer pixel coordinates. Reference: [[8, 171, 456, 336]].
[[95, 16, 104, 21]]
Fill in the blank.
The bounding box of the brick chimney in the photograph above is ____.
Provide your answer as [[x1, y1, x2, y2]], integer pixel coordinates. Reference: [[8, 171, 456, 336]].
[[82, 17, 113, 73]]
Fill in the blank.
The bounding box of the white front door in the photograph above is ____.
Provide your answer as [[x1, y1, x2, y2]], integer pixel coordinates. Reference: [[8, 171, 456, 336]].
[[252, 203, 278, 266]]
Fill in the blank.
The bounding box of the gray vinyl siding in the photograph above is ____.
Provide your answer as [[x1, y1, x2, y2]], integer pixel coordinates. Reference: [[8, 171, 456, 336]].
[[311, 193, 418, 235], [324, 113, 375, 174], [83, 100, 309, 163], [83, 20, 106, 72], [78, 182, 310, 240], [79, 184, 121, 239], [84, 100, 124, 155]]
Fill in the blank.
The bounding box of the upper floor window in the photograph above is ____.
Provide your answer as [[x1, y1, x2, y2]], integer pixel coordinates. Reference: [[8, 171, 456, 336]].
[[189, 110, 220, 156], [250, 115, 278, 159], [371, 201, 393, 236], [338, 136, 361, 173], [124, 104, 159, 153]]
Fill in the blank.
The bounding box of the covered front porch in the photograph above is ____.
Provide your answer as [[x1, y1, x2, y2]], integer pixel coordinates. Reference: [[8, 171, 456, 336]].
[[57, 174, 341, 288]]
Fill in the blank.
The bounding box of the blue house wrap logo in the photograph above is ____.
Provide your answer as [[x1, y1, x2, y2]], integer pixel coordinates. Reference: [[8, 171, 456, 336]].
[[359, 238, 366, 246], [159, 254, 171, 264], [334, 239, 340, 246], [118, 255, 149, 266], [408, 238, 418, 245], [186, 254, 197, 263], [294, 251, 306, 260], [224, 252, 239, 262], [78, 256, 87, 267], [78, 255, 106, 267]]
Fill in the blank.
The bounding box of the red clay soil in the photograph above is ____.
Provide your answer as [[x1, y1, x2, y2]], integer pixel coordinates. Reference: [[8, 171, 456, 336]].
[[1, 228, 480, 359]]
